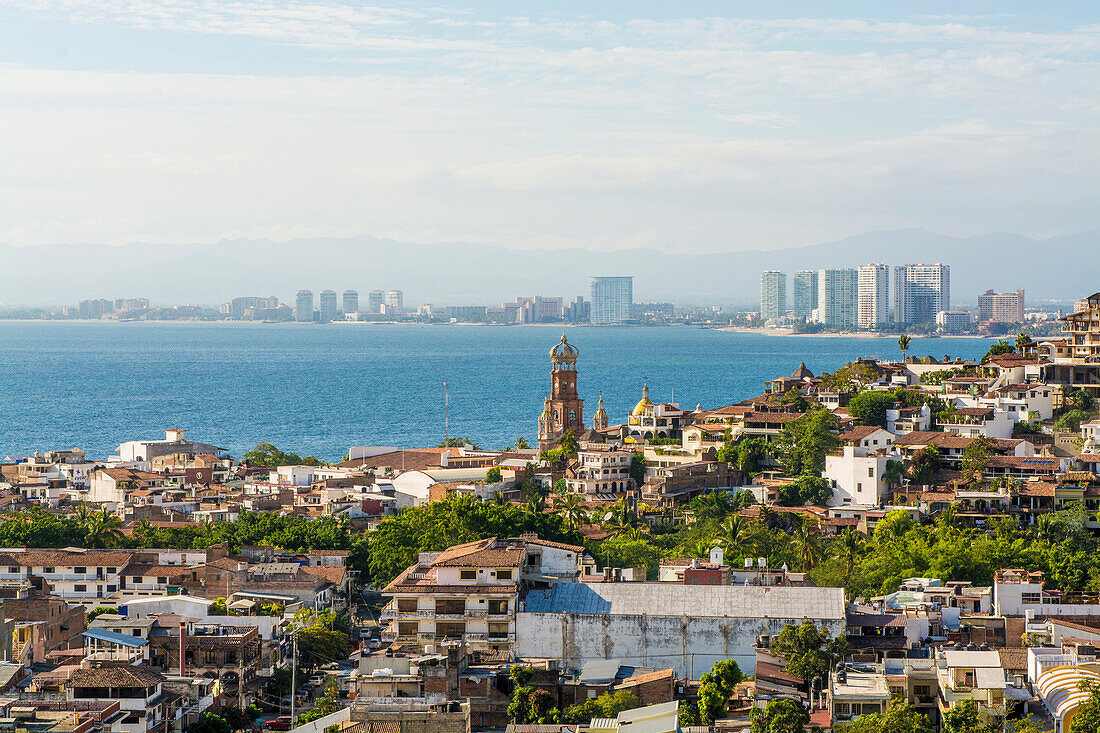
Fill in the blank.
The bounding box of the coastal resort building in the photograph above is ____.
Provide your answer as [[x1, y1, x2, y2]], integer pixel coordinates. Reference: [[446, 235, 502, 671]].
[[538, 334, 586, 452]]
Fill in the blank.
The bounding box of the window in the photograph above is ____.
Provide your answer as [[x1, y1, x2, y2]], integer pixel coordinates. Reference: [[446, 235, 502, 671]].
[[74, 585, 86, 592], [132, 629, 140, 636], [107, 584, 117, 592], [460, 570, 477, 581], [868, 467, 875, 477], [914, 685, 931, 696], [397, 599, 417, 612], [44, 567, 53, 573], [496, 569, 513, 580], [74, 566, 86, 574], [157, 577, 167, 584], [1021, 592, 1041, 604], [132, 576, 142, 583], [6, 567, 16, 574], [834, 703, 850, 716], [107, 567, 116, 573]]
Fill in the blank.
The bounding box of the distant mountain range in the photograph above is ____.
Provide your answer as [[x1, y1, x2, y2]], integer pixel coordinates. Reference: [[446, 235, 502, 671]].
[[1, 228, 1095, 308]]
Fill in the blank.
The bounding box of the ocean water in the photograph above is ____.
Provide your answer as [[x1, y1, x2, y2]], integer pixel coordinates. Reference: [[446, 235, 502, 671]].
[[0, 322, 994, 460]]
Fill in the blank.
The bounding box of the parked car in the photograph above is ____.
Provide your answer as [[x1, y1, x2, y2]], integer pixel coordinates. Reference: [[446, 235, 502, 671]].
[[358, 628, 372, 640], [264, 717, 293, 731]]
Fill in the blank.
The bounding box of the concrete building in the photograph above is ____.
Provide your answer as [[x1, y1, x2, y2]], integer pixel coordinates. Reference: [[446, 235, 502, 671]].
[[319, 290, 338, 322], [978, 289, 1025, 324], [295, 289, 314, 322], [825, 445, 894, 507], [591, 277, 633, 325], [342, 290, 359, 314], [791, 270, 818, 320], [857, 264, 890, 329], [114, 429, 227, 465], [993, 568, 1100, 618], [894, 264, 950, 326], [828, 667, 891, 725], [78, 298, 114, 319], [381, 537, 583, 656], [516, 582, 845, 678], [567, 450, 634, 495], [814, 269, 858, 328], [760, 271, 787, 322], [564, 296, 590, 323], [937, 310, 972, 334], [368, 290, 385, 314], [385, 289, 404, 313]]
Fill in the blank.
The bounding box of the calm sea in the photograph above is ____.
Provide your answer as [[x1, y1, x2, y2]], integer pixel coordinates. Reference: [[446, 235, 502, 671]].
[[0, 322, 994, 460]]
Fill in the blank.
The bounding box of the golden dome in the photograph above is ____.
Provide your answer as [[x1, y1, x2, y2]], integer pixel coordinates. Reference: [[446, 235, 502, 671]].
[[594, 392, 607, 418], [549, 332, 579, 365]]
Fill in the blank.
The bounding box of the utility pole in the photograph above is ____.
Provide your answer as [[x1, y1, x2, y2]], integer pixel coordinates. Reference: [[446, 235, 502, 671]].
[[290, 630, 298, 725]]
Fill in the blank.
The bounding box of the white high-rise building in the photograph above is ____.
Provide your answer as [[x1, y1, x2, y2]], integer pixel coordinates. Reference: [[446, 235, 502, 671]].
[[815, 269, 858, 328], [760, 271, 787, 322], [385, 289, 404, 313], [295, 290, 314, 322], [590, 277, 633, 325], [894, 264, 950, 326], [792, 270, 817, 320], [367, 290, 385, 314], [319, 289, 338, 322], [857, 264, 890, 330]]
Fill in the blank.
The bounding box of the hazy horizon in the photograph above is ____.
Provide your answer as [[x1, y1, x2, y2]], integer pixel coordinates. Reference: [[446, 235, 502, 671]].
[[1, 1, 1097, 253]]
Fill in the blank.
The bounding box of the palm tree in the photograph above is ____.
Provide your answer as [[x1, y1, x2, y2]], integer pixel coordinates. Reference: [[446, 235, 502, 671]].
[[688, 539, 712, 559], [1015, 332, 1033, 353], [525, 493, 547, 515], [712, 516, 745, 556], [490, 491, 509, 506], [84, 508, 124, 548], [937, 502, 958, 530], [555, 493, 586, 530], [897, 334, 911, 363], [74, 501, 92, 528], [839, 527, 865, 592], [132, 518, 155, 546], [513, 437, 531, 451], [790, 519, 824, 573]]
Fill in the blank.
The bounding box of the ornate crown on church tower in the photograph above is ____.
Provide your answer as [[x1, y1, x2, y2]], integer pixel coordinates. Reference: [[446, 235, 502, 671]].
[[549, 332, 579, 366]]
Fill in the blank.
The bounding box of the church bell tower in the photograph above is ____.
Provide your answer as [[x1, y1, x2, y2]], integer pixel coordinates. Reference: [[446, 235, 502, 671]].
[[538, 333, 585, 451]]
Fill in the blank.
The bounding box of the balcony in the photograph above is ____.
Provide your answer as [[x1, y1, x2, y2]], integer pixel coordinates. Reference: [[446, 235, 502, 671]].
[[465, 609, 487, 618]]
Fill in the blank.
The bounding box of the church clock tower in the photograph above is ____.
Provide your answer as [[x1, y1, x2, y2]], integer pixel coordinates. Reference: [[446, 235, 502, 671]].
[[538, 333, 585, 451]]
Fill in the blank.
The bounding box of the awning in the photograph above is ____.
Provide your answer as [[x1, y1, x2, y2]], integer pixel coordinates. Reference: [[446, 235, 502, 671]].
[[83, 629, 148, 648], [975, 667, 1006, 690]]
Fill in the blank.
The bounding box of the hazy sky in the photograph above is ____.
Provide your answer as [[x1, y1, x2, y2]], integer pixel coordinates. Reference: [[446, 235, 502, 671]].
[[0, 1, 1096, 253]]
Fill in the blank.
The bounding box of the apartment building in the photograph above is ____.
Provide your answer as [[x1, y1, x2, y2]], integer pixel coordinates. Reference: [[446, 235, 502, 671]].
[[814, 269, 858, 328], [894, 264, 949, 326], [567, 450, 634, 495], [791, 270, 817, 320], [0, 551, 135, 604], [381, 536, 582, 656], [67, 665, 170, 733], [760, 271, 787, 322], [857, 264, 890, 329], [977, 289, 1025, 324]]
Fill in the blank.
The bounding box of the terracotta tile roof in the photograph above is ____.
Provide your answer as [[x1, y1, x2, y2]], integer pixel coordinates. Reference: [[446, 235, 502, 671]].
[[126, 564, 192, 578], [514, 537, 584, 553], [659, 558, 693, 566], [998, 648, 1028, 671], [69, 665, 163, 688], [1013, 481, 1056, 497], [988, 355, 1040, 367], [614, 668, 675, 687], [0, 550, 134, 568], [951, 407, 995, 418], [743, 411, 806, 425], [336, 449, 451, 472], [920, 491, 956, 502], [301, 565, 346, 586], [838, 426, 887, 442]]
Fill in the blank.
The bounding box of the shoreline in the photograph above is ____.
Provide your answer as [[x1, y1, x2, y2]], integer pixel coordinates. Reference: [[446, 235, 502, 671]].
[[717, 326, 993, 339]]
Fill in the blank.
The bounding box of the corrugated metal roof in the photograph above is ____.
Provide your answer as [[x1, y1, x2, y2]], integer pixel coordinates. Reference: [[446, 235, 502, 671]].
[[522, 583, 845, 620], [578, 659, 622, 685], [83, 628, 149, 648]]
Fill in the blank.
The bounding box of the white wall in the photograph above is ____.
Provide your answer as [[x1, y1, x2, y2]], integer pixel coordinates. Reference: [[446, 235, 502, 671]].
[[825, 447, 890, 507]]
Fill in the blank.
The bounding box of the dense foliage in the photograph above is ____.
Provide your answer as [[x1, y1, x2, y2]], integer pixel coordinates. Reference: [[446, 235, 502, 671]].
[[837, 699, 932, 733], [243, 443, 322, 467]]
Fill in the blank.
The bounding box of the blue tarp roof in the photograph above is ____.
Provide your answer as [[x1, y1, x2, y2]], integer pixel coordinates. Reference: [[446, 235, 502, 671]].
[[83, 628, 148, 648]]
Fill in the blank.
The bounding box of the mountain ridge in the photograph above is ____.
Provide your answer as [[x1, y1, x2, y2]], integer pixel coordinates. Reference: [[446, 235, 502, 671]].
[[2, 228, 1095, 307]]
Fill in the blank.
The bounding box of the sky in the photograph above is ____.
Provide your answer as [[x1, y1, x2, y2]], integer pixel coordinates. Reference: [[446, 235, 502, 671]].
[[0, 1, 1096, 253]]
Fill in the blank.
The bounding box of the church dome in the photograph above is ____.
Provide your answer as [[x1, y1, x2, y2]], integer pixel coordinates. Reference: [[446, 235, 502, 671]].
[[631, 380, 653, 415], [550, 333, 579, 365]]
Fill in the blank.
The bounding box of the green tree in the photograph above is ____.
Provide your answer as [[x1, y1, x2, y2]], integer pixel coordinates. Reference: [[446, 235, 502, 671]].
[[243, 442, 322, 466], [84, 507, 125, 548], [296, 620, 349, 673], [629, 452, 647, 486], [750, 699, 809, 733], [778, 473, 832, 507], [981, 340, 1014, 363], [789, 518, 825, 572], [841, 698, 932, 733], [847, 391, 894, 428], [437, 436, 480, 449], [898, 334, 911, 362], [1054, 409, 1090, 432], [774, 411, 841, 477], [513, 437, 531, 451], [1070, 679, 1100, 733], [839, 527, 865, 593], [695, 659, 745, 724], [86, 606, 116, 622], [297, 680, 341, 724], [908, 446, 941, 484], [188, 713, 231, 733], [486, 467, 503, 484], [960, 435, 995, 476], [712, 516, 745, 556], [883, 460, 905, 492], [557, 429, 580, 457], [1065, 388, 1094, 411], [1015, 332, 1033, 352], [554, 493, 586, 530], [942, 699, 996, 733], [771, 620, 848, 682]]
